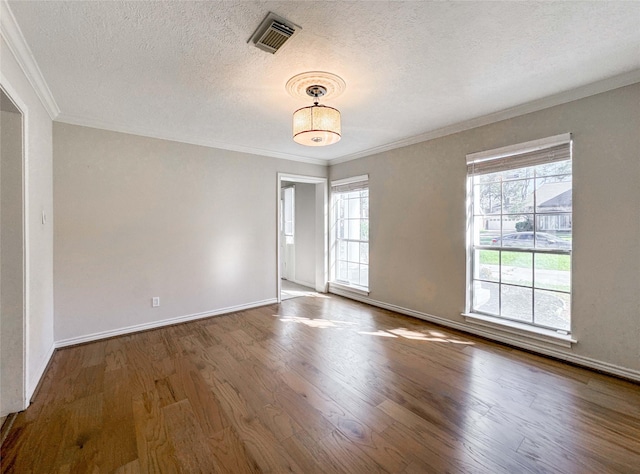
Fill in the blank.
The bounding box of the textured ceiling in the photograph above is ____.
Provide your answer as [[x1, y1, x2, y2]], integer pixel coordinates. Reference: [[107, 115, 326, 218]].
[[7, 1, 640, 163]]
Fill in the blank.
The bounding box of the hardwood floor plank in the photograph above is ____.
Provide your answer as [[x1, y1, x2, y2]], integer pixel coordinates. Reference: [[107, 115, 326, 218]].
[[100, 368, 138, 471], [199, 344, 303, 441], [205, 426, 261, 474], [516, 436, 622, 473], [3, 294, 639, 472], [316, 429, 387, 474], [131, 390, 180, 473], [209, 378, 304, 472], [283, 354, 396, 434], [172, 356, 230, 437], [162, 399, 223, 472], [378, 398, 539, 473], [60, 393, 104, 472], [104, 338, 128, 372], [381, 422, 465, 474], [113, 458, 141, 474], [278, 429, 345, 474]]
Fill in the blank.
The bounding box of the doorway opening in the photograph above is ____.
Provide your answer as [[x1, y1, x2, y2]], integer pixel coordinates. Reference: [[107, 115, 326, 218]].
[[1, 85, 27, 420], [277, 174, 328, 302]]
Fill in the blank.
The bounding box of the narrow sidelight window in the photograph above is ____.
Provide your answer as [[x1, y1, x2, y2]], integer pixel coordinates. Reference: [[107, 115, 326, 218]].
[[331, 175, 369, 291]]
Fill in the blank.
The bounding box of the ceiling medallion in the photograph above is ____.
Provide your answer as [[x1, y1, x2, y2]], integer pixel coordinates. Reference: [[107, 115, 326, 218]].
[[287, 72, 345, 147], [285, 71, 346, 101]]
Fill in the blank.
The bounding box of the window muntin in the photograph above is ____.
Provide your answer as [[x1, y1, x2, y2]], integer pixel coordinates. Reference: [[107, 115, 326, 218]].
[[331, 177, 369, 290], [468, 137, 572, 333]]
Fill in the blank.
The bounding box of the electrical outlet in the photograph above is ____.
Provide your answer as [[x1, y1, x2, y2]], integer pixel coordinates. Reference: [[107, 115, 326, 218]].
[[152, 297, 160, 307]]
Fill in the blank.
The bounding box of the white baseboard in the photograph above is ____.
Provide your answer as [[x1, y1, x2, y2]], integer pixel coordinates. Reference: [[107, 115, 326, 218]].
[[329, 288, 640, 383], [27, 342, 56, 402], [55, 298, 278, 348]]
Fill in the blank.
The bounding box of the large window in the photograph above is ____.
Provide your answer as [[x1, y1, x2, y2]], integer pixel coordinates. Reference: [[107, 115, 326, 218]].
[[467, 135, 572, 333], [331, 175, 369, 291]]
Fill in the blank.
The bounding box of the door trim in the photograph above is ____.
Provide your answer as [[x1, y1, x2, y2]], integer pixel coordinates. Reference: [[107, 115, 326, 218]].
[[0, 76, 29, 413], [276, 173, 328, 302]]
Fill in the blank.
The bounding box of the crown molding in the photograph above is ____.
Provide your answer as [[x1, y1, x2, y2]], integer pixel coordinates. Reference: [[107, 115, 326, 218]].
[[6, 0, 635, 171], [55, 112, 329, 166], [329, 69, 640, 166], [0, 0, 59, 120]]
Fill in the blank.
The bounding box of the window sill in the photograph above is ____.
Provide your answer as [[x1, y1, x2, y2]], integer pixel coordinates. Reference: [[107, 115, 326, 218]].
[[329, 281, 369, 297], [462, 312, 577, 348]]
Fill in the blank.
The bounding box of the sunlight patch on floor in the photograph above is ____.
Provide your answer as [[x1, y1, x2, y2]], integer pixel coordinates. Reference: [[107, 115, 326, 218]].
[[275, 315, 474, 345]]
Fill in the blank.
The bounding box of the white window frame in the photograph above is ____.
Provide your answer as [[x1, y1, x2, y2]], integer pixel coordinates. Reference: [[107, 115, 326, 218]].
[[463, 134, 577, 346], [330, 175, 369, 294]]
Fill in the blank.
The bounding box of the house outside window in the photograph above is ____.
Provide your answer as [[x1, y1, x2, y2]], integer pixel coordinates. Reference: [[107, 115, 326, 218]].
[[330, 175, 369, 291], [466, 134, 572, 333]]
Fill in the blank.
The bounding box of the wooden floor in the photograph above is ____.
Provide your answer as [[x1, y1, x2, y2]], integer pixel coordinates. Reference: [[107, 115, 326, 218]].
[[2, 295, 640, 473]]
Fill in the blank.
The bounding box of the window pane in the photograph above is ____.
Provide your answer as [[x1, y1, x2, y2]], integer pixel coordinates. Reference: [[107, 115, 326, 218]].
[[504, 166, 535, 180], [535, 177, 572, 213], [338, 241, 347, 261], [535, 214, 571, 250], [349, 219, 360, 241], [535, 160, 571, 178], [534, 289, 570, 331], [348, 241, 359, 263], [534, 230, 572, 250], [534, 254, 571, 292], [475, 183, 501, 215], [337, 197, 346, 218], [283, 187, 294, 236], [474, 216, 490, 246], [477, 171, 502, 184], [337, 220, 345, 239], [348, 262, 359, 283], [360, 219, 369, 241], [501, 251, 532, 287], [474, 249, 499, 282], [359, 264, 369, 287], [501, 284, 532, 323], [473, 281, 499, 315], [337, 261, 348, 281], [503, 179, 535, 214], [284, 222, 293, 236], [360, 243, 369, 264], [348, 198, 360, 219], [360, 197, 369, 218], [494, 215, 534, 248]]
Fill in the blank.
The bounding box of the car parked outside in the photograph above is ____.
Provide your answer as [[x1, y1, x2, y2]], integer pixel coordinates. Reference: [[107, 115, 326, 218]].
[[491, 232, 571, 249]]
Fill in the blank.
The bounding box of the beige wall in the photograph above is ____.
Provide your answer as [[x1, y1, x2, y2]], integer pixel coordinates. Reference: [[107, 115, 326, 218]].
[[53, 123, 327, 342], [1, 35, 55, 403], [330, 83, 640, 376]]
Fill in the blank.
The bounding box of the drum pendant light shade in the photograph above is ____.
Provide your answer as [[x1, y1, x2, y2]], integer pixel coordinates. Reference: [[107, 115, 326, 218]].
[[292, 104, 341, 146]]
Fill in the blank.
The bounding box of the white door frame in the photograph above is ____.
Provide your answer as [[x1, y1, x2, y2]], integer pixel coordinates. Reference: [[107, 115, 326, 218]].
[[276, 173, 328, 302], [280, 184, 295, 282], [0, 77, 29, 414]]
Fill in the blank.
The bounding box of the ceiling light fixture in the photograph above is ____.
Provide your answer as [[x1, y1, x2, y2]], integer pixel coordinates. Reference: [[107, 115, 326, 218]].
[[292, 85, 341, 146], [286, 72, 345, 147]]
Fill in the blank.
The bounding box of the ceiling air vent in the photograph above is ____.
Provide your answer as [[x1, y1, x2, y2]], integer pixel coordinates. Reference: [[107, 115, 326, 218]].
[[248, 12, 301, 54]]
